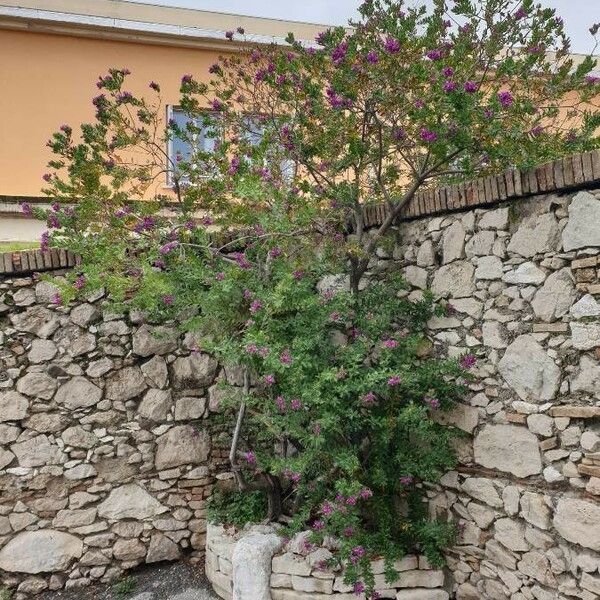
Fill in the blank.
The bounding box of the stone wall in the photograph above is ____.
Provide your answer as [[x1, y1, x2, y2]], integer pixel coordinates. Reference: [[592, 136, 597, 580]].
[[205, 524, 450, 600], [381, 187, 600, 599], [0, 275, 231, 597]]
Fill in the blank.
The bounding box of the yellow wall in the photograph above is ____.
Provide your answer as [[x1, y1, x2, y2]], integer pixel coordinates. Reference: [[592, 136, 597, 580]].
[[0, 29, 225, 198]]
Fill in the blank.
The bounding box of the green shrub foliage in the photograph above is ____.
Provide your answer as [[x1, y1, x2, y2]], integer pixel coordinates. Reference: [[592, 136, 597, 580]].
[[34, 1, 598, 596]]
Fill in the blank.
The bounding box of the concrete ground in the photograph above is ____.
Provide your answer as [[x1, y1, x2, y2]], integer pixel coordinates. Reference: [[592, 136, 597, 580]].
[[37, 562, 218, 600]]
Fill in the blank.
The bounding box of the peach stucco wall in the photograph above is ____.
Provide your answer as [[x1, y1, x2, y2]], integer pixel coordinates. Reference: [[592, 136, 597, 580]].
[[0, 29, 224, 198]]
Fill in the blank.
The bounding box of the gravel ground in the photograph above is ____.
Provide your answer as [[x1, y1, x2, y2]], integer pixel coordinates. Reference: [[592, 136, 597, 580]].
[[37, 562, 218, 600]]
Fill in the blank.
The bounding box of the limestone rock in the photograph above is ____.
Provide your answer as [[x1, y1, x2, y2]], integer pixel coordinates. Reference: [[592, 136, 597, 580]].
[[502, 262, 546, 285], [105, 366, 147, 401], [10, 305, 60, 338], [11, 434, 64, 467], [520, 492, 551, 530], [0, 530, 83, 573], [433, 403, 479, 433], [174, 396, 206, 421], [113, 538, 146, 561], [494, 518, 528, 552], [55, 377, 103, 410], [61, 426, 98, 449], [442, 220, 466, 263], [531, 268, 576, 322], [570, 356, 600, 396], [570, 322, 600, 350], [146, 533, 181, 563], [138, 389, 172, 421], [97, 484, 167, 521], [141, 356, 169, 389], [466, 230, 495, 257], [404, 266, 428, 290], [0, 391, 28, 422], [570, 294, 600, 319], [416, 239, 436, 266], [507, 213, 560, 257], [479, 207, 509, 230], [498, 335, 560, 402], [171, 353, 218, 388], [562, 191, 600, 251], [475, 256, 503, 280], [69, 303, 100, 328], [132, 325, 178, 357], [0, 447, 15, 470], [482, 321, 509, 349], [395, 590, 449, 600], [461, 478, 502, 507], [155, 425, 210, 470], [27, 339, 58, 364], [431, 262, 475, 298], [474, 424, 542, 477], [232, 532, 283, 600], [554, 498, 600, 551], [53, 325, 96, 358], [16, 372, 57, 400]]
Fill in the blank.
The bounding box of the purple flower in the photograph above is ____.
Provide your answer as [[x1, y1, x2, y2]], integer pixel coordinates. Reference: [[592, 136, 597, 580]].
[[346, 496, 357, 506], [59, 124, 72, 134], [360, 487, 373, 499], [312, 520, 325, 530], [215, 272, 225, 281], [236, 26, 245, 34], [329, 311, 341, 322], [258, 347, 269, 358], [293, 270, 304, 280], [234, 253, 252, 270], [443, 79, 457, 92], [527, 45, 543, 55], [20, 202, 32, 216], [275, 396, 287, 413], [291, 398, 302, 411], [245, 451, 256, 466], [153, 259, 166, 270], [225, 31, 234, 40], [246, 343, 258, 354], [269, 247, 282, 258], [460, 354, 477, 369], [280, 350, 292, 365], [351, 546, 365, 558], [331, 41, 348, 65], [414, 99, 425, 109], [515, 7, 528, 19], [384, 37, 401, 53], [40, 231, 50, 252], [322, 501, 334, 515], [264, 374, 275, 385], [530, 125, 544, 137], [353, 582, 366, 595], [51, 292, 62, 306], [202, 216, 214, 226], [315, 31, 327, 45], [387, 375, 402, 386], [366, 50, 379, 64], [149, 81, 160, 92], [343, 526, 354, 538], [392, 126, 407, 141], [425, 396, 440, 410], [585, 75, 600, 84], [74, 275, 86, 290], [211, 99, 224, 111], [362, 391, 376, 406], [159, 241, 179, 255], [442, 66, 454, 77], [162, 295, 174, 305], [181, 74, 193, 84], [420, 128, 438, 143], [426, 49, 443, 61], [497, 91, 514, 108], [42, 173, 52, 182], [47, 214, 60, 229], [400, 475, 413, 485], [382, 339, 398, 349], [464, 81, 479, 93], [250, 300, 262, 314]]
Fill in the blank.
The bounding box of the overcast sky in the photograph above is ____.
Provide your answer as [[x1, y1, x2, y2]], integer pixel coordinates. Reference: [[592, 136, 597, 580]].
[[128, 0, 598, 54]]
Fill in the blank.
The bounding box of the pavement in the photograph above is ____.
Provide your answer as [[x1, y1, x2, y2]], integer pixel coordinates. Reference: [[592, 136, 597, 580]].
[[38, 562, 218, 600]]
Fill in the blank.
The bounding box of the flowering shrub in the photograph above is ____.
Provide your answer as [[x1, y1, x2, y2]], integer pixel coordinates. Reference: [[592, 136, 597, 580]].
[[34, 1, 599, 596]]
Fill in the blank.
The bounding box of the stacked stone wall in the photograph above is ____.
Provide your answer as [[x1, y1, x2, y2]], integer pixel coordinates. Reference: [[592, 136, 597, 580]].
[[0, 276, 232, 597], [381, 187, 600, 599]]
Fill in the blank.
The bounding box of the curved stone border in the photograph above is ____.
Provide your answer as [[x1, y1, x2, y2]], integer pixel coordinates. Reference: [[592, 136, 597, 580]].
[[205, 523, 449, 600]]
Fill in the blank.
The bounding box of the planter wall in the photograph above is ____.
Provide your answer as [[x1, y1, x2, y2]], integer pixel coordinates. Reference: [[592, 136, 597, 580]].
[[205, 523, 450, 600]]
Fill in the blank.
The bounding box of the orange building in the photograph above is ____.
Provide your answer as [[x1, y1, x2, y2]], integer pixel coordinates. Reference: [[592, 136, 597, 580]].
[[0, 0, 327, 241]]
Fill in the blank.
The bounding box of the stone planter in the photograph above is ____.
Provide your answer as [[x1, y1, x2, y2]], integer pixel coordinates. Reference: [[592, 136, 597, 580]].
[[206, 523, 449, 600]]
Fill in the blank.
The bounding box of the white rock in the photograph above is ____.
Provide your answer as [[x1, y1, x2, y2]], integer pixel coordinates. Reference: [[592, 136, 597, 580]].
[[475, 256, 503, 280], [543, 465, 564, 483], [526, 414, 554, 437], [449, 298, 483, 318], [27, 339, 58, 364], [417, 239, 436, 267], [442, 220, 466, 263], [396, 589, 449, 599], [461, 478, 502, 507], [97, 483, 167, 520], [554, 498, 600, 550], [581, 431, 600, 452], [494, 518, 529, 551], [520, 492, 551, 530], [155, 425, 210, 470], [431, 262, 475, 298], [570, 322, 600, 350], [570, 294, 600, 319], [570, 356, 600, 397], [232, 532, 283, 600], [105, 366, 147, 401], [502, 262, 546, 285], [404, 266, 428, 290], [531, 268, 576, 322], [474, 424, 542, 477], [55, 377, 103, 410], [466, 230, 496, 257], [562, 192, 600, 251], [0, 530, 83, 573], [498, 335, 560, 402], [482, 321, 509, 349], [507, 213, 560, 257], [0, 391, 28, 422], [479, 207, 509, 230], [11, 434, 64, 467], [132, 325, 178, 357]]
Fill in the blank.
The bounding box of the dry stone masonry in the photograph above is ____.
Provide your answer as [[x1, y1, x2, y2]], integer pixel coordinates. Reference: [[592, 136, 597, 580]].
[[0, 277, 231, 597], [206, 524, 450, 600]]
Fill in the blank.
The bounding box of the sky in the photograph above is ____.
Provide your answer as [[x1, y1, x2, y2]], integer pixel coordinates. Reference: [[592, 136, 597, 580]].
[[128, 0, 598, 54]]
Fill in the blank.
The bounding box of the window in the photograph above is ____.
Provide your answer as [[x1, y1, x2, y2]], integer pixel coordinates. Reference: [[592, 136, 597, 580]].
[[166, 106, 220, 185]]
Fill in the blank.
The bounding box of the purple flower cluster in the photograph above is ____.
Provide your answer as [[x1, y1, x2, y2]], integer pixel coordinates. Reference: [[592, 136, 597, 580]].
[[362, 391, 376, 406], [159, 241, 179, 255], [387, 375, 402, 386], [497, 91, 514, 108], [464, 81, 479, 93], [366, 50, 379, 64], [331, 41, 348, 65], [326, 87, 352, 109], [420, 128, 438, 143], [384, 37, 401, 53]]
